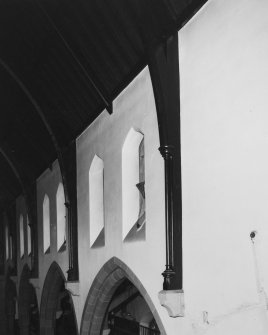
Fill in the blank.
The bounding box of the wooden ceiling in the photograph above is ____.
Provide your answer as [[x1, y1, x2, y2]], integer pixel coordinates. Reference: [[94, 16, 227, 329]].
[[0, 0, 207, 211]]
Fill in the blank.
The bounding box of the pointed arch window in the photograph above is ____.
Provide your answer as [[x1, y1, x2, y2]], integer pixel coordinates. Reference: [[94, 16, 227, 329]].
[[27, 215, 31, 256], [43, 194, 50, 253], [5, 224, 9, 260], [56, 183, 66, 251], [9, 235, 13, 260], [89, 155, 104, 247], [19, 214, 24, 258], [136, 138, 145, 230], [122, 128, 146, 241]]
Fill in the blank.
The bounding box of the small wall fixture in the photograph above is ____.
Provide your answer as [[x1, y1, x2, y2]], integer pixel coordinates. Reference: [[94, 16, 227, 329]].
[[250, 230, 257, 242]]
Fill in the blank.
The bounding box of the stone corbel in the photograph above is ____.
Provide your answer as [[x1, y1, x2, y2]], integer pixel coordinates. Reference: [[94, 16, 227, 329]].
[[158, 289, 185, 317]]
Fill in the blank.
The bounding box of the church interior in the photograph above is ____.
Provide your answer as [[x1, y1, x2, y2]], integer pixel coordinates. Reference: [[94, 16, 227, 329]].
[[1, 0, 268, 334]]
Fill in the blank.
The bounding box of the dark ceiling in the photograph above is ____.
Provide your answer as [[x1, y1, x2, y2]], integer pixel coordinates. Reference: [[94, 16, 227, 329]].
[[0, 0, 207, 211]]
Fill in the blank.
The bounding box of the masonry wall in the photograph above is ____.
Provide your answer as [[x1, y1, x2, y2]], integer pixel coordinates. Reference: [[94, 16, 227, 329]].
[[179, 0, 268, 334]]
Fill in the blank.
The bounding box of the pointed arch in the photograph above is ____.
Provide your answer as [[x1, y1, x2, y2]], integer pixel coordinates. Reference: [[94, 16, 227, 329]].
[[56, 183, 66, 251], [122, 128, 145, 240], [19, 214, 24, 258], [4, 268, 17, 335], [42, 194, 50, 253], [5, 221, 9, 260], [80, 257, 166, 335], [40, 262, 78, 335], [89, 155, 104, 247], [26, 215, 31, 256], [40, 262, 65, 335], [18, 264, 39, 335]]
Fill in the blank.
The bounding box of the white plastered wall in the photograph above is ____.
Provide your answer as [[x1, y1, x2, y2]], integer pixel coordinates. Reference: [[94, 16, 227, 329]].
[[14, 162, 69, 311], [89, 155, 104, 247], [180, 0, 268, 334], [16, 196, 30, 275], [75, 67, 174, 331], [34, 160, 69, 306]]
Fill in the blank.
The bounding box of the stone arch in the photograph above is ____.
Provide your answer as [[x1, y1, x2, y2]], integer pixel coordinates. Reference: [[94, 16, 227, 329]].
[[80, 257, 166, 335], [18, 264, 39, 335], [40, 261, 78, 335], [3, 267, 17, 335]]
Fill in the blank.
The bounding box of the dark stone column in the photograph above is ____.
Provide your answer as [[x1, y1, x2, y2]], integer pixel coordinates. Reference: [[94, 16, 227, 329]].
[[26, 186, 38, 278], [6, 204, 17, 276], [61, 142, 79, 282], [159, 145, 176, 290]]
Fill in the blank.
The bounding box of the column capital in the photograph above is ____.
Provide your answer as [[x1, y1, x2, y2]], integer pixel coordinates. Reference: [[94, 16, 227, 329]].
[[159, 145, 175, 159], [64, 201, 70, 209]]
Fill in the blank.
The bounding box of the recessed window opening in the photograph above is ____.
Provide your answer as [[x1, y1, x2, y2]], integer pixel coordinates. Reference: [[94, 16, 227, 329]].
[[43, 194, 50, 253], [9, 235, 13, 260], [27, 215, 31, 255], [19, 214, 24, 258], [5, 224, 9, 260], [122, 128, 145, 240], [56, 183, 66, 252], [136, 138, 145, 231], [89, 155, 104, 248]]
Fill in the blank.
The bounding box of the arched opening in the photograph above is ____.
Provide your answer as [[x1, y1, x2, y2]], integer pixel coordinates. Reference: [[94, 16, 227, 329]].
[[80, 257, 165, 335], [19, 214, 25, 258], [27, 215, 32, 256], [40, 262, 78, 335], [56, 183, 66, 252], [43, 194, 50, 253], [5, 223, 9, 260], [89, 155, 105, 248], [18, 264, 39, 335], [43, 194, 50, 254], [122, 128, 145, 241], [5, 267, 17, 335]]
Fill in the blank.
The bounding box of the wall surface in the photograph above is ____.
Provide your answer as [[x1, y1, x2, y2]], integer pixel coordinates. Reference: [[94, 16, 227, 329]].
[[12, 66, 182, 335], [75, 67, 171, 331], [16, 196, 30, 276], [35, 160, 69, 304], [180, 0, 268, 334]]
